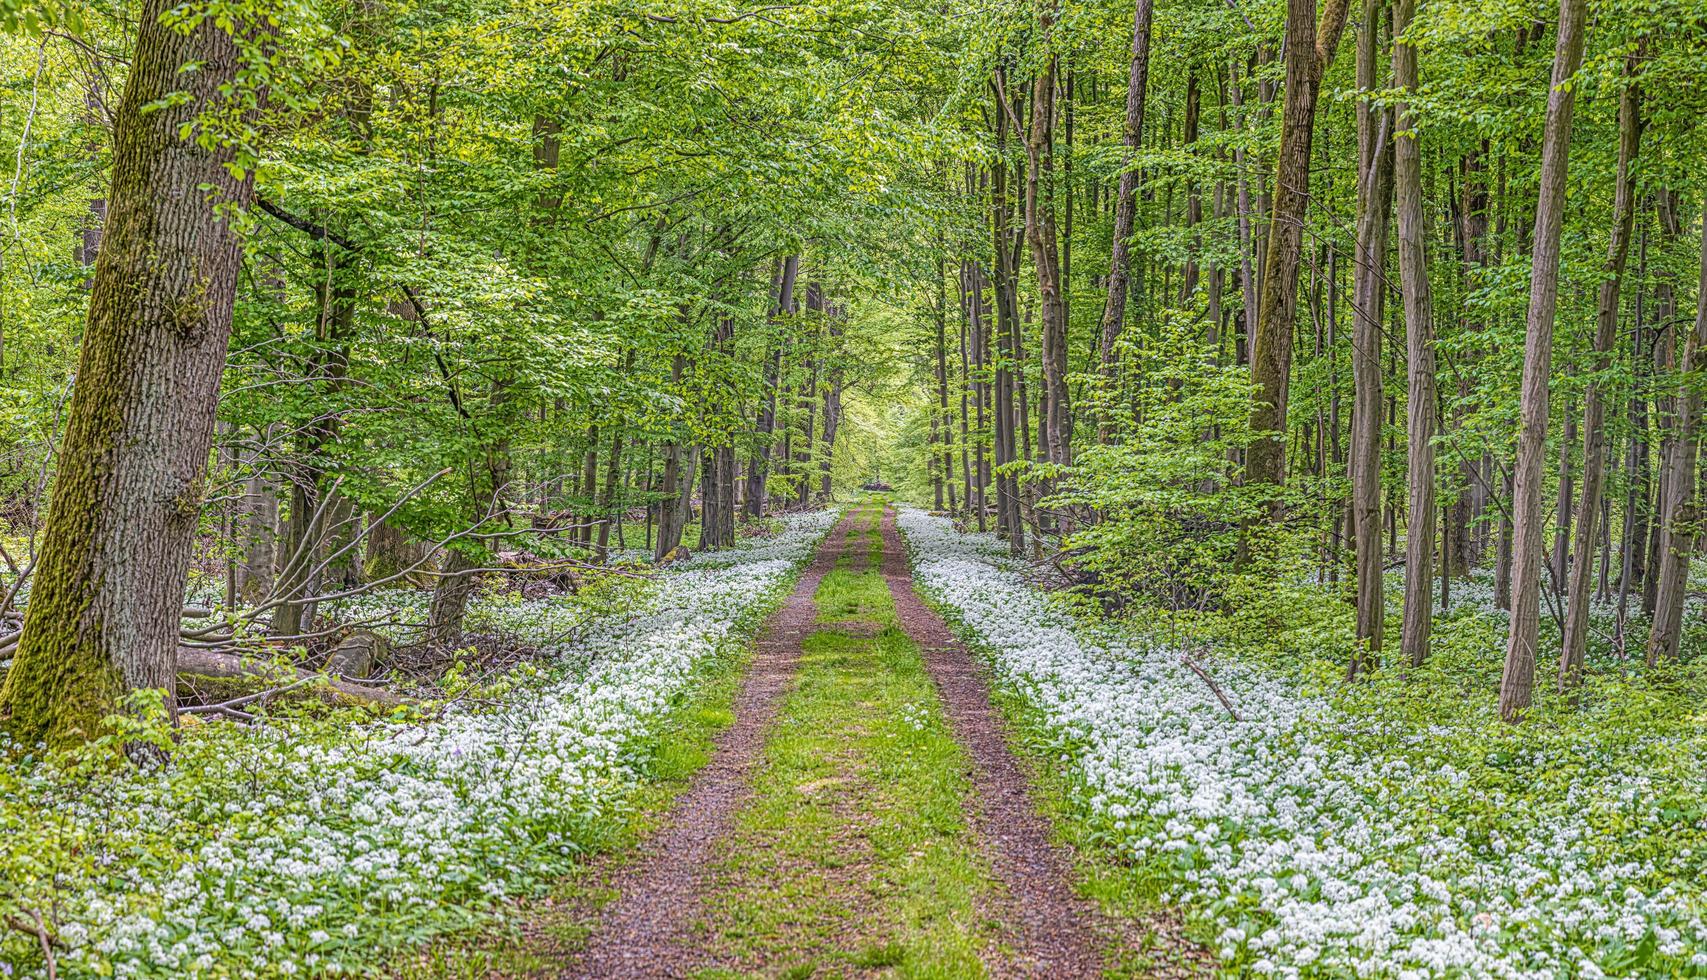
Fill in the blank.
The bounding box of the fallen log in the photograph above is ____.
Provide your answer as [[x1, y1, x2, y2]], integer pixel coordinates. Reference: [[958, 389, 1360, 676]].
[[324, 629, 388, 679], [175, 648, 404, 710]]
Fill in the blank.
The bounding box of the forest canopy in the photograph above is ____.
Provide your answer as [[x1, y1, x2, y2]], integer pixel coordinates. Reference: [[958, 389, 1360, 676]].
[[0, 0, 1704, 974]]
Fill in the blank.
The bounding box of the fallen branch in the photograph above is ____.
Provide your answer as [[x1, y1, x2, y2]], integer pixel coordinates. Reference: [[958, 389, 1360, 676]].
[[1181, 651, 1241, 722], [181, 704, 257, 723], [5, 909, 61, 980], [177, 674, 323, 715]]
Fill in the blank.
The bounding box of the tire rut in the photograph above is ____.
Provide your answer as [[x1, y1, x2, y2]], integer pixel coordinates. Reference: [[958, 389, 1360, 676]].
[[875, 505, 1110, 979]]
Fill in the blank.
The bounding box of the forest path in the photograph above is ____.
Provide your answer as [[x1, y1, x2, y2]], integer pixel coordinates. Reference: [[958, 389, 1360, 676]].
[[561, 507, 862, 978], [558, 501, 1175, 978]]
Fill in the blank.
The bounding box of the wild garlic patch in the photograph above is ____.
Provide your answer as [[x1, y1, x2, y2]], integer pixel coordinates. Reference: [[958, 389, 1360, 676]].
[[0, 511, 837, 979], [897, 508, 1707, 979]]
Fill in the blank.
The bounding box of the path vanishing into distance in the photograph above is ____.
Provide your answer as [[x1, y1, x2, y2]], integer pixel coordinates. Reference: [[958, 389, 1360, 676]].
[[546, 503, 1208, 979]]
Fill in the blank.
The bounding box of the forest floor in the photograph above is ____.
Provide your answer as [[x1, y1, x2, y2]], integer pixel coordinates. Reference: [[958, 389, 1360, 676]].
[[405, 502, 1208, 979]]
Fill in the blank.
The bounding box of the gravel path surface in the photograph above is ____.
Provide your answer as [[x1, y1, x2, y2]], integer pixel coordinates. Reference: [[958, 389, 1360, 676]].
[[876, 505, 1109, 979], [564, 510, 861, 979]]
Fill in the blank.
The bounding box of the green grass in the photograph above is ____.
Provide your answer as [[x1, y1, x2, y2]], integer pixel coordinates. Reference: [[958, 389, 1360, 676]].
[[688, 503, 1001, 978]]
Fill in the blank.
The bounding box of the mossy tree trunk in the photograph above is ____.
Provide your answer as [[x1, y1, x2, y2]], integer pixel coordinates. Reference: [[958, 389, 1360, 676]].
[[0, 0, 261, 750]]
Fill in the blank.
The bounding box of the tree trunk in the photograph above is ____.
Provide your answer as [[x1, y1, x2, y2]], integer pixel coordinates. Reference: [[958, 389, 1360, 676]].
[[1560, 57, 1641, 686], [655, 355, 690, 560], [596, 427, 625, 561], [1394, 0, 1437, 668], [1646, 201, 1707, 664], [818, 310, 843, 502], [1096, 0, 1156, 395], [0, 0, 263, 750], [1348, 1, 1391, 673], [1020, 52, 1072, 475], [427, 550, 478, 645], [1245, 0, 1352, 487], [744, 256, 797, 517], [935, 252, 956, 514], [237, 466, 277, 604], [1499, 0, 1588, 722]]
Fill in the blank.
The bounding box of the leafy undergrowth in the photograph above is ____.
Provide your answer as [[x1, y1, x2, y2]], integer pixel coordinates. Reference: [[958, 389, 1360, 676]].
[[896, 508, 1707, 979], [0, 510, 838, 979]]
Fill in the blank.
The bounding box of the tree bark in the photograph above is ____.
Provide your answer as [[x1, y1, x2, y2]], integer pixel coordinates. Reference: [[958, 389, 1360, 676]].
[[1394, 0, 1437, 668], [1096, 0, 1156, 395], [1498, 0, 1588, 722], [1349, 1, 1391, 673], [1646, 201, 1707, 665], [0, 0, 263, 749], [1560, 57, 1641, 686], [1245, 0, 1353, 488], [1020, 50, 1072, 475], [744, 256, 797, 517]]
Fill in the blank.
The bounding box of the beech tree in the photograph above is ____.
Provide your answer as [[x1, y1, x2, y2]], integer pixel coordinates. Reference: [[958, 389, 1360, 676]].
[[1499, 0, 1589, 722]]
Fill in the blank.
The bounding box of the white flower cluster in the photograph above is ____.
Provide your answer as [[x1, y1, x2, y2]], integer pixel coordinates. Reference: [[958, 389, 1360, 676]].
[[895, 508, 1706, 979], [0, 510, 837, 979]]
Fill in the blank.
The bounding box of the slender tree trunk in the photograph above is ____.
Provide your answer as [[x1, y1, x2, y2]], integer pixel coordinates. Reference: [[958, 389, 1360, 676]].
[[655, 355, 690, 560], [597, 427, 625, 561], [1394, 0, 1437, 667], [1560, 58, 1641, 686], [1647, 202, 1707, 664], [745, 256, 797, 518], [936, 253, 956, 514], [1349, 0, 1392, 672], [1495, 470, 1515, 609], [1644, 193, 1683, 618], [819, 312, 844, 501], [1499, 0, 1589, 722], [1096, 0, 1156, 395], [1020, 52, 1072, 474], [1246, 0, 1353, 488], [1178, 70, 1203, 305]]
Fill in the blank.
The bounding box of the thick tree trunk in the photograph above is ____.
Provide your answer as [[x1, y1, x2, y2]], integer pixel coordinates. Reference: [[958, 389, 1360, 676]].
[[364, 514, 423, 582], [427, 550, 479, 645], [1499, 0, 1588, 722], [1560, 61, 1641, 686], [0, 0, 262, 750], [1394, 0, 1437, 668], [237, 468, 277, 604]]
